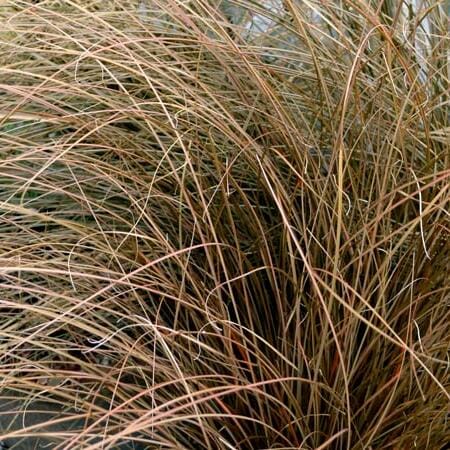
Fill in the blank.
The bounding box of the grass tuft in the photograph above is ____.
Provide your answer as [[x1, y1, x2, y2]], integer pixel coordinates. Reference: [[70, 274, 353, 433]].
[[0, 1, 448, 449]]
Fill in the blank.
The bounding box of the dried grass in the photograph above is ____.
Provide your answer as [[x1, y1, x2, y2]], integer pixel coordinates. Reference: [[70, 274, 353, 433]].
[[0, 1, 448, 449]]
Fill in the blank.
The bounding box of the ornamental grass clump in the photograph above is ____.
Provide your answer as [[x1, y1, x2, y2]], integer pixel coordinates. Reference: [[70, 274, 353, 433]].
[[0, 1, 448, 449]]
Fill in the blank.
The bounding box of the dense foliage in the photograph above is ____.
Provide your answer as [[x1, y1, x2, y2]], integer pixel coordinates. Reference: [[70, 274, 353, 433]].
[[0, 1, 448, 449]]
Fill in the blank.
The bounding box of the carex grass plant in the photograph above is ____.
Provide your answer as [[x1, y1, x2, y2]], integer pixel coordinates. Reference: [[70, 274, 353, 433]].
[[0, 0, 448, 448]]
